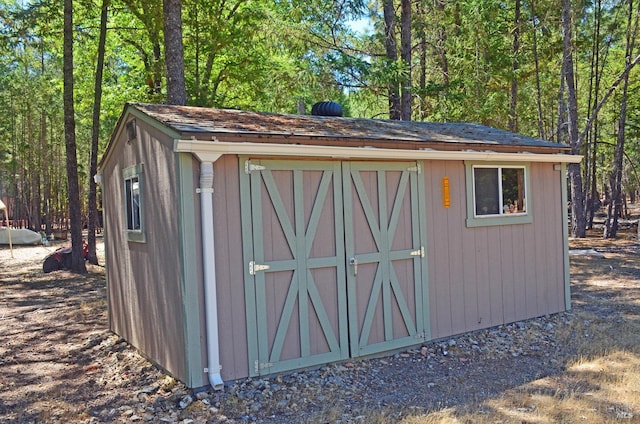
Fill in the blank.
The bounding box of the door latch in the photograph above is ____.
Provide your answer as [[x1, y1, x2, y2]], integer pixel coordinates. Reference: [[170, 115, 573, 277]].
[[348, 257, 358, 276]]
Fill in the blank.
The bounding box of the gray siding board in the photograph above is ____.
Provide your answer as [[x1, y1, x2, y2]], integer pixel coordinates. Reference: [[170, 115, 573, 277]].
[[532, 162, 565, 316], [541, 166, 556, 312], [446, 163, 466, 335], [500, 226, 516, 324], [104, 119, 188, 382], [474, 227, 491, 328], [424, 161, 448, 338], [486, 229, 504, 326], [213, 155, 249, 381], [190, 155, 208, 386], [512, 225, 528, 323], [425, 160, 567, 343], [549, 165, 565, 313], [523, 216, 538, 318], [461, 222, 479, 332], [534, 164, 548, 312]]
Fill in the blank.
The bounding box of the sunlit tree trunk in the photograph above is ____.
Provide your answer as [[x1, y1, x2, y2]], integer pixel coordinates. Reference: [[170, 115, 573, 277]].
[[509, 0, 520, 132], [87, 0, 109, 265], [400, 0, 411, 120], [530, 0, 544, 139], [42, 110, 51, 237], [562, 0, 586, 238], [164, 0, 187, 105], [383, 0, 400, 120], [436, 1, 450, 88], [604, 0, 638, 238], [417, 2, 427, 120], [587, 0, 602, 230], [63, 0, 87, 273]]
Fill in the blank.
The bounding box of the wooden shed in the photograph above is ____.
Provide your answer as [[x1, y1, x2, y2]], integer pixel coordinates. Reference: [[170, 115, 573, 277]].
[[98, 103, 581, 389]]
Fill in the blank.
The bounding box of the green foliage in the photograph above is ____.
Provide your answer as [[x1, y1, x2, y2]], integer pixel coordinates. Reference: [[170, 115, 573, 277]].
[[0, 0, 639, 227]]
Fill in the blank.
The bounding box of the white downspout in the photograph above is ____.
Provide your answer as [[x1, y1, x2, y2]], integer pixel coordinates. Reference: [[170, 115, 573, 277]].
[[198, 162, 224, 390]]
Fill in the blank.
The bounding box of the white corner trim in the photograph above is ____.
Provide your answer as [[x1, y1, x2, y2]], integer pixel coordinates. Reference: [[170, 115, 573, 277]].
[[174, 140, 583, 163]]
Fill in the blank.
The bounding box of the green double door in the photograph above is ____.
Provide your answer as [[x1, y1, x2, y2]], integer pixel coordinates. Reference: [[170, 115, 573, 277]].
[[241, 159, 429, 376]]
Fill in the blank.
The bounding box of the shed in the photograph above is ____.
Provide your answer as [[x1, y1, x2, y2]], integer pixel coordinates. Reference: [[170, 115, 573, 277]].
[[98, 103, 581, 389]]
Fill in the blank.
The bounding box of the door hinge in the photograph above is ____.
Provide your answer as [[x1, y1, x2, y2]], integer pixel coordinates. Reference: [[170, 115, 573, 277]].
[[407, 164, 421, 174], [249, 261, 270, 275], [245, 160, 266, 174], [410, 246, 425, 258], [254, 360, 274, 373]]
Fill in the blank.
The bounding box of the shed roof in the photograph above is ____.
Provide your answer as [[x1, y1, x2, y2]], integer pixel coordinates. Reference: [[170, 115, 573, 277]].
[[129, 103, 570, 151]]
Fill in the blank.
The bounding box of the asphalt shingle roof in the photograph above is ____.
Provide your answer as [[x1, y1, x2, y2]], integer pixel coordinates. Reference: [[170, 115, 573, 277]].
[[131, 103, 570, 150]]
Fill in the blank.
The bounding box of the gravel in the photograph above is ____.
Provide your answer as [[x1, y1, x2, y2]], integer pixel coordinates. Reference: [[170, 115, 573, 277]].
[[218, 313, 575, 423], [0, 240, 636, 423]]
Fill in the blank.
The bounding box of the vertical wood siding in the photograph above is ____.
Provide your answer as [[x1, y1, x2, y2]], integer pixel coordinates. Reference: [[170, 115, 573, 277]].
[[103, 121, 188, 382], [211, 155, 249, 381], [424, 161, 566, 340], [105, 135, 568, 384], [186, 155, 207, 387]]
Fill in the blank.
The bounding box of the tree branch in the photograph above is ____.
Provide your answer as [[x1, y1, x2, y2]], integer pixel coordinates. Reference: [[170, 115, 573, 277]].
[[578, 53, 640, 146]]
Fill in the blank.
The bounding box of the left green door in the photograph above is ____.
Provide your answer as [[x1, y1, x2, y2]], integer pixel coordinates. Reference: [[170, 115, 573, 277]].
[[241, 159, 349, 376]]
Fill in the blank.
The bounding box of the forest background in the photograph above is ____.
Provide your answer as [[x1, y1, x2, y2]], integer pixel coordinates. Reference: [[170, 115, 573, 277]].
[[0, 0, 639, 271]]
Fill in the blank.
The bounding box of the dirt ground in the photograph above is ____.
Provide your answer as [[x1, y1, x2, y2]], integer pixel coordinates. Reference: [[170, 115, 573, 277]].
[[1, 213, 639, 423]]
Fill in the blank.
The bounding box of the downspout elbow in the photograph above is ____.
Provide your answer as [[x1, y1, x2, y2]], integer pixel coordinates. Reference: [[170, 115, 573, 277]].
[[208, 371, 224, 390]]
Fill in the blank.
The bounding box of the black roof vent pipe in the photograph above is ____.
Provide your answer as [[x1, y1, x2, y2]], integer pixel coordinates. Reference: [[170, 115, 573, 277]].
[[311, 101, 343, 117]]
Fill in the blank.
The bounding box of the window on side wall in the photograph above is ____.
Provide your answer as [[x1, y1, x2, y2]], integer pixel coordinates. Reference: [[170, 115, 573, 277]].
[[123, 164, 146, 242], [465, 162, 532, 227]]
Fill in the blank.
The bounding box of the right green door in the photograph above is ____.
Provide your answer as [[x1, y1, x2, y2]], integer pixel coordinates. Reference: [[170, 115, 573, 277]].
[[343, 162, 429, 357]]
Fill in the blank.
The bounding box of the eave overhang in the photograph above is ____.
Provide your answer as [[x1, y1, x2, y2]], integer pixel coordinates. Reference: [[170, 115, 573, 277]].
[[174, 139, 583, 164]]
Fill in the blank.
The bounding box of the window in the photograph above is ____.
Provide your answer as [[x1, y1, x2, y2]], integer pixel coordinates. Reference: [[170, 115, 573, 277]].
[[125, 176, 141, 230], [123, 164, 145, 242], [465, 162, 532, 227]]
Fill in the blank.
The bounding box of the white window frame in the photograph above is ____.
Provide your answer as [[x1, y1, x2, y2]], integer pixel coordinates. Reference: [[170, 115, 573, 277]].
[[123, 164, 146, 242], [465, 162, 532, 227]]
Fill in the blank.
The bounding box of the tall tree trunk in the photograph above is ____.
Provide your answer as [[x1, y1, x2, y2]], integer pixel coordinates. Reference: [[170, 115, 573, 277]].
[[191, 3, 201, 104], [509, 0, 520, 132], [435, 0, 449, 119], [87, 0, 109, 265], [417, 2, 427, 120], [604, 0, 638, 238], [63, 0, 87, 273], [383, 0, 400, 120], [42, 110, 51, 237], [28, 111, 40, 231], [604, 114, 627, 238], [556, 64, 566, 144], [530, 0, 545, 138], [163, 0, 187, 105], [587, 0, 602, 230], [562, 0, 586, 238], [399, 0, 411, 120], [436, 1, 449, 88]]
